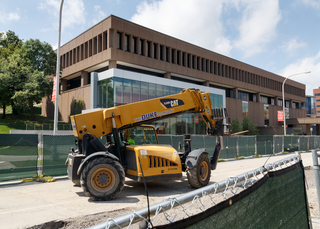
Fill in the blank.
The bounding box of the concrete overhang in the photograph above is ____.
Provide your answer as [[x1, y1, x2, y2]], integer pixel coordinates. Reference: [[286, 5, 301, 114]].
[[286, 118, 320, 125]]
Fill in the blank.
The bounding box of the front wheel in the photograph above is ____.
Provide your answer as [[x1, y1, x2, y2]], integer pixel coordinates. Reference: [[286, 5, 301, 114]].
[[186, 153, 211, 188], [81, 157, 125, 201]]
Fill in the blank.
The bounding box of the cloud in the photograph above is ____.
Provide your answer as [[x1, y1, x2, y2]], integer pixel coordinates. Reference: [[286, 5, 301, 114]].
[[0, 11, 20, 24], [131, 0, 281, 58], [233, 0, 281, 58], [38, 0, 86, 31], [131, 0, 232, 56], [279, 51, 320, 95], [92, 5, 107, 25], [281, 38, 306, 55]]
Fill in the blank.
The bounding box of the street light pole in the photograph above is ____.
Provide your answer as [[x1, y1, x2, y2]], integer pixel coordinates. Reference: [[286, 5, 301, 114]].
[[282, 71, 311, 136], [53, 0, 64, 135]]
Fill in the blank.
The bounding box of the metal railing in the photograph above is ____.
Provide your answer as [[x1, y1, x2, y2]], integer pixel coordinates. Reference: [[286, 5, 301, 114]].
[[26, 123, 72, 131]]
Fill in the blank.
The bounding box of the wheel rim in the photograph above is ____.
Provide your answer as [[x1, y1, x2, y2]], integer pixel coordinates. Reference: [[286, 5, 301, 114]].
[[91, 168, 115, 190], [199, 161, 209, 181]]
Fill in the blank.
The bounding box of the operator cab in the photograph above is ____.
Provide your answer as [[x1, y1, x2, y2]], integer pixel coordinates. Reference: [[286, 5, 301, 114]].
[[120, 125, 159, 146]]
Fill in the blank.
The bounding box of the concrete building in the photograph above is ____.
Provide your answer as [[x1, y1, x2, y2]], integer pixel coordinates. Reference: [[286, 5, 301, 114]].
[[42, 15, 309, 135], [314, 87, 320, 118]]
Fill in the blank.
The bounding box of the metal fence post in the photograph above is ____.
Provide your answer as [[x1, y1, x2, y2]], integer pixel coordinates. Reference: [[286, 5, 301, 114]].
[[312, 149, 320, 211]]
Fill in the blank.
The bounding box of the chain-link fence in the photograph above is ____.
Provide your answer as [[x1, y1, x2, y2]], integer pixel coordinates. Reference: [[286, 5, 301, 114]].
[[88, 154, 309, 229], [1, 134, 320, 182]]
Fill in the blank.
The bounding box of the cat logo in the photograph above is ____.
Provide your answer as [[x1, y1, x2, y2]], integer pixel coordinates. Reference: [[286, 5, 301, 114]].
[[160, 99, 185, 109]]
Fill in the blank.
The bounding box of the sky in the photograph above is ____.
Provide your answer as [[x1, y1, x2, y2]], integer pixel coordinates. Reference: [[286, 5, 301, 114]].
[[1, 0, 320, 95]]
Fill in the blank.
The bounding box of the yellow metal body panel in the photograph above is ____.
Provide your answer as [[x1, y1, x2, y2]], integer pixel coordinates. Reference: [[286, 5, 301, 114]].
[[70, 89, 223, 140], [125, 145, 182, 180]]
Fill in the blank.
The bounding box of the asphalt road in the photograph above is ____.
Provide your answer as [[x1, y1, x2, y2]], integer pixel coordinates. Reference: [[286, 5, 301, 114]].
[[0, 152, 316, 229]]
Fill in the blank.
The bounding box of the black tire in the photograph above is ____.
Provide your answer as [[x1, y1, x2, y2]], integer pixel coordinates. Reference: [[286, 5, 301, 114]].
[[186, 153, 211, 188], [73, 180, 81, 187], [80, 157, 125, 201]]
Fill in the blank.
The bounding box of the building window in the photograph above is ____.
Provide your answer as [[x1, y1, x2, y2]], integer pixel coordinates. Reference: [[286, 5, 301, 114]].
[[171, 49, 175, 64], [166, 47, 170, 62], [89, 39, 93, 57], [278, 99, 283, 107], [140, 39, 145, 56], [159, 45, 164, 61], [253, 94, 256, 102], [238, 91, 249, 101], [117, 32, 122, 50], [264, 105, 269, 126], [271, 98, 275, 105], [93, 37, 97, 55], [66, 76, 81, 90], [187, 54, 191, 68], [85, 42, 88, 58], [286, 101, 290, 108], [177, 50, 181, 65], [192, 55, 196, 69], [98, 34, 102, 53], [125, 34, 130, 52], [103, 31, 107, 50], [260, 95, 268, 104], [147, 41, 151, 57], [153, 43, 157, 59], [242, 101, 248, 118], [182, 52, 186, 66], [132, 37, 137, 54], [97, 76, 224, 135]]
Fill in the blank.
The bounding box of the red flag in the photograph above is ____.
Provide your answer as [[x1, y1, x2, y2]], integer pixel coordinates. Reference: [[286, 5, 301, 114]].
[[51, 76, 56, 102], [277, 110, 283, 122]]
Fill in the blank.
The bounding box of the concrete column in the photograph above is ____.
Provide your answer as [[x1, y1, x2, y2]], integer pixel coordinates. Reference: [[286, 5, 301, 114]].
[[61, 79, 67, 91], [301, 102, 305, 110], [81, 71, 88, 86], [273, 97, 278, 106], [109, 60, 117, 69], [164, 72, 171, 79], [233, 88, 238, 99], [90, 72, 98, 109], [203, 81, 210, 87], [256, 93, 261, 103], [306, 124, 311, 135]]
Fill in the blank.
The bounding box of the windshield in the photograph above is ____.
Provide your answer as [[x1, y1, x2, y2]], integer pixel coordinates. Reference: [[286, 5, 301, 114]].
[[124, 125, 158, 145]]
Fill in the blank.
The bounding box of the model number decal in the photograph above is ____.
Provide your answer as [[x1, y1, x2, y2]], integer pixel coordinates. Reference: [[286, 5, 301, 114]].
[[134, 109, 174, 122]]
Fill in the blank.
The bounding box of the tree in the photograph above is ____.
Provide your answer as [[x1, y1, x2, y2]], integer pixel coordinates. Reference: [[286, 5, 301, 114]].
[[0, 30, 23, 59], [13, 70, 51, 121], [242, 117, 259, 135], [23, 39, 56, 76], [0, 31, 23, 117], [231, 119, 242, 134], [0, 36, 56, 120]]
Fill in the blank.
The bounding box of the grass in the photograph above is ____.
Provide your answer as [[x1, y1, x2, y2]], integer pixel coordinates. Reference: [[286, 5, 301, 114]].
[[0, 114, 69, 133]]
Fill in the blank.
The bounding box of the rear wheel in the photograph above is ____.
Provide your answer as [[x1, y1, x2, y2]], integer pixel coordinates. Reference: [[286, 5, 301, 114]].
[[186, 153, 211, 188], [81, 157, 125, 201]]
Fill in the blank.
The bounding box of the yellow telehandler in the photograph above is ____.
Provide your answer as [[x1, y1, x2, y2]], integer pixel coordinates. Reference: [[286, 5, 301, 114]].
[[66, 88, 230, 200]]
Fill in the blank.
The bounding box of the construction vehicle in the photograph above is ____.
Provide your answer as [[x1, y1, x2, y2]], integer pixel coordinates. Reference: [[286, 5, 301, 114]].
[[66, 88, 230, 200]]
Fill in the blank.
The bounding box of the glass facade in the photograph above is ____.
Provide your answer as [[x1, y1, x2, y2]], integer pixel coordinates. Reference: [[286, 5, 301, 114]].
[[305, 96, 316, 116], [97, 77, 223, 135], [242, 101, 248, 118]]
